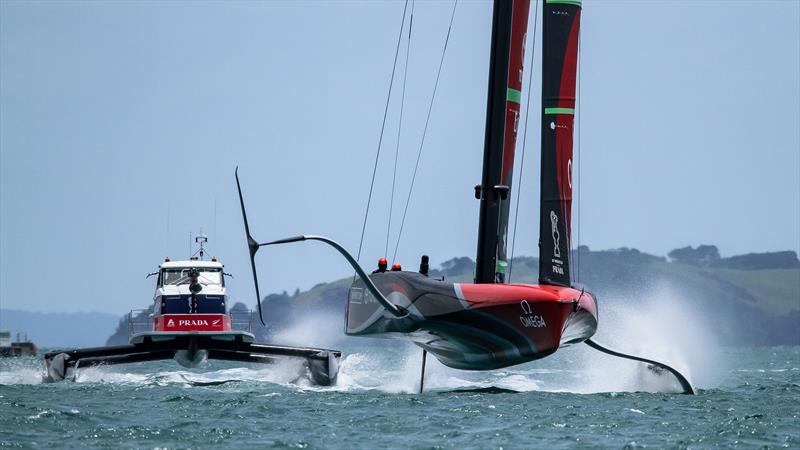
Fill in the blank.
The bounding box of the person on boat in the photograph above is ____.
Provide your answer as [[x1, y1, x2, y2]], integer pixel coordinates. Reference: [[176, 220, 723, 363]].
[[372, 257, 388, 274]]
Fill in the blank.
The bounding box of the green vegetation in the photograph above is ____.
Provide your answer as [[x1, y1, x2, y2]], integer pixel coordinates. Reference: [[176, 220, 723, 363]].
[[250, 246, 799, 347], [105, 246, 799, 347]]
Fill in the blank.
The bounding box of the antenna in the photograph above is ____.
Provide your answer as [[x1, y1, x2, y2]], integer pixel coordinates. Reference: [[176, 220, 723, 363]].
[[195, 229, 208, 260], [166, 200, 170, 256]]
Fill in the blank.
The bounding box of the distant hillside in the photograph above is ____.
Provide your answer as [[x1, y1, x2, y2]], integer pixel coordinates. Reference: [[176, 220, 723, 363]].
[[242, 246, 800, 347], [101, 245, 799, 347], [0, 309, 119, 348]]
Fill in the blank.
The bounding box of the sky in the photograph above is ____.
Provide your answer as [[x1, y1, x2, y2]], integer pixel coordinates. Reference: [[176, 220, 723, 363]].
[[1, 0, 798, 314]]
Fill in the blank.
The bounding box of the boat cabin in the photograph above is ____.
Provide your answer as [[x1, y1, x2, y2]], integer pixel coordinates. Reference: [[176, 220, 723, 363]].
[[0, 331, 37, 357], [149, 258, 232, 332]]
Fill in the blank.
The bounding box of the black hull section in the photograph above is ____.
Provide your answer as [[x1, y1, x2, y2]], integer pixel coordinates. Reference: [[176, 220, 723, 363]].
[[347, 272, 597, 370], [43, 336, 340, 386]]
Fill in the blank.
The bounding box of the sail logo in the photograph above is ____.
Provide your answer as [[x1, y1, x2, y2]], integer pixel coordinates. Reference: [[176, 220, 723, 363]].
[[550, 211, 561, 258], [550, 211, 565, 275], [211, 319, 222, 326], [167, 319, 175, 327], [519, 300, 546, 328]]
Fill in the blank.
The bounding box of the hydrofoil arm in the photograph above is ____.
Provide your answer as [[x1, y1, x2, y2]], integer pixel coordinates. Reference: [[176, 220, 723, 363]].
[[261, 235, 408, 318], [235, 169, 406, 319], [585, 338, 695, 395]]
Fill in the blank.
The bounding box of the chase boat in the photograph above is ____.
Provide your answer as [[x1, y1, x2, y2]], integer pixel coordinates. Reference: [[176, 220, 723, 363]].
[[43, 235, 340, 385]]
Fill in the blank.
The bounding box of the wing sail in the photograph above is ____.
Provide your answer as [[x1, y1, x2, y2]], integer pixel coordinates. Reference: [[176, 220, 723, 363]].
[[539, 0, 581, 286]]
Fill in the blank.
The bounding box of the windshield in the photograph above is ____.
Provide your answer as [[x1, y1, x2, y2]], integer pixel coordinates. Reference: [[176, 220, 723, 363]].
[[161, 267, 222, 286]]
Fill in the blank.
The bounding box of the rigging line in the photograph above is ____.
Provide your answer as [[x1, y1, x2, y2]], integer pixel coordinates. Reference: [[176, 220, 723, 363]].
[[386, 0, 415, 258], [391, 0, 459, 263], [576, 21, 582, 284], [508, 0, 539, 283], [355, 0, 410, 265]]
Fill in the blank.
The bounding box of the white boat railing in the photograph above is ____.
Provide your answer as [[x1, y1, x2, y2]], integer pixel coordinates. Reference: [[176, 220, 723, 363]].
[[128, 309, 151, 337], [229, 310, 254, 333]]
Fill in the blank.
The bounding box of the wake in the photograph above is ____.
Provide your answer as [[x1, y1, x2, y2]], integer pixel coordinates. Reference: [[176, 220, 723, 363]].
[[0, 348, 700, 394], [0, 284, 718, 394]]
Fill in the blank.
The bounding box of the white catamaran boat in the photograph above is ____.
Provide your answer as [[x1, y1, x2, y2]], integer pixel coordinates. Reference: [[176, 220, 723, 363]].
[[43, 234, 340, 385]]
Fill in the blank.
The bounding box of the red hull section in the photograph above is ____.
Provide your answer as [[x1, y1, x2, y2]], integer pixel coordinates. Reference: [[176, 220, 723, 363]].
[[346, 272, 597, 370], [153, 314, 231, 332]]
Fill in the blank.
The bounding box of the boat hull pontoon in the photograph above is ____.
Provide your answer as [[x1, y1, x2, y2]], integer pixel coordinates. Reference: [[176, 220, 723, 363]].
[[43, 333, 340, 386]]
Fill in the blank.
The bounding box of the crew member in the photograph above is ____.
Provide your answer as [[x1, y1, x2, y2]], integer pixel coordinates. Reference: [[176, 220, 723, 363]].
[[372, 257, 388, 274]]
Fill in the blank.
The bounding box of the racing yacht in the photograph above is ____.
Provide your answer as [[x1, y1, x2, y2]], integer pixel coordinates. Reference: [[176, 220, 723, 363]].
[[233, 0, 694, 394]]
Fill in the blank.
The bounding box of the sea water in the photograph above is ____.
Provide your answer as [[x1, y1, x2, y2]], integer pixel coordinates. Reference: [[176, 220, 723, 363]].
[[1, 344, 797, 449]]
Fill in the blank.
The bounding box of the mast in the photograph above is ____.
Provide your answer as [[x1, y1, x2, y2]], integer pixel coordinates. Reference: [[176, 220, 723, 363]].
[[475, 0, 531, 284], [538, 0, 581, 286]]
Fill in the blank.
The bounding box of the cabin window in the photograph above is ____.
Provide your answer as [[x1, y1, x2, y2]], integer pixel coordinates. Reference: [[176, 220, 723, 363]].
[[161, 296, 190, 314], [161, 268, 223, 287], [196, 296, 226, 314]]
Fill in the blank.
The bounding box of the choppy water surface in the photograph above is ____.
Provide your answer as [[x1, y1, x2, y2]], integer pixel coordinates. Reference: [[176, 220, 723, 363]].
[[1, 344, 797, 449]]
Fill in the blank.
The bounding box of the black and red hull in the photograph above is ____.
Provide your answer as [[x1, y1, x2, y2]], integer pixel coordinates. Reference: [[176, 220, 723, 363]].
[[346, 272, 597, 370]]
